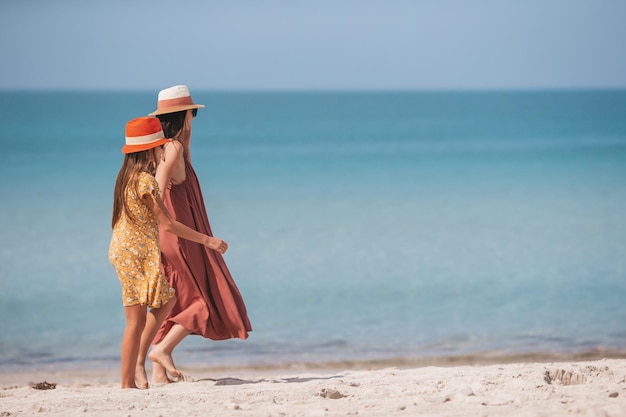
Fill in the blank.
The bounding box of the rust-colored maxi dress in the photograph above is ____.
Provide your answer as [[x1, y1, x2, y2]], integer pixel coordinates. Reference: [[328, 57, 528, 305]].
[[153, 158, 251, 343]]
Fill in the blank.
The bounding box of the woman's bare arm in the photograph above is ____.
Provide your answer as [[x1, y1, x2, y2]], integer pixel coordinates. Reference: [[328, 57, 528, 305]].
[[155, 140, 185, 190], [142, 193, 228, 254]]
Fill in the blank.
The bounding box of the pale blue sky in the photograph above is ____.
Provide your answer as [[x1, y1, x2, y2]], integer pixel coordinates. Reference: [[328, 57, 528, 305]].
[[1, 0, 625, 91]]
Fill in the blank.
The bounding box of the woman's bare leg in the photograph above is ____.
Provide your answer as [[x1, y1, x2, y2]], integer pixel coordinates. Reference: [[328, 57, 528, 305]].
[[149, 323, 191, 384], [135, 297, 175, 389], [121, 305, 146, 389]]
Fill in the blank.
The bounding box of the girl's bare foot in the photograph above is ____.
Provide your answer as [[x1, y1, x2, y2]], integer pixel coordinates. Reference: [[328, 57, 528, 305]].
[[135, 363, 149, 389]]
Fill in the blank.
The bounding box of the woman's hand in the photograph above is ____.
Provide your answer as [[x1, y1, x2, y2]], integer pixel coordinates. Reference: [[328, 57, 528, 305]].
[[205, 236, 228, 254], [149, 193, 229, 253]]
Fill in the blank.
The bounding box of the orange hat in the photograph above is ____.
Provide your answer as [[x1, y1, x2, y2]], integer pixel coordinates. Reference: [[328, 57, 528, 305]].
[[148, 85, 204, 116], [122, 117, 169, 154]]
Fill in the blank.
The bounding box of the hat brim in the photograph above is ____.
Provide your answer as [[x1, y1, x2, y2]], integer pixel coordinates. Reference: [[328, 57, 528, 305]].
[[148, 104, 205, 117], [122, 138, 169, 154]]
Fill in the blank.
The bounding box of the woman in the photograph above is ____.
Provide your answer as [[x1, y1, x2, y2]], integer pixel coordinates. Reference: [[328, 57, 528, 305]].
[[148, 85, 252, 384], [109, 116, 228, 388]]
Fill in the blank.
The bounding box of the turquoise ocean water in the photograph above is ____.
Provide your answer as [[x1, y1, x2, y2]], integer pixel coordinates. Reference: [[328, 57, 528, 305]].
[[0, 90, 625, 373]]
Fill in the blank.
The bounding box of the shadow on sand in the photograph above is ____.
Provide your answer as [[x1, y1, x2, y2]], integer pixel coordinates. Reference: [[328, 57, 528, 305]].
[[196, 374, 344, 386]]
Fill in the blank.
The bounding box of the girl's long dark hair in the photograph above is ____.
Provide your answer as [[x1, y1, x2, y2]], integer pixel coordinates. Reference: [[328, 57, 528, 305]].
[[157, 110, 187, 138], [111, 149, 158, 229]]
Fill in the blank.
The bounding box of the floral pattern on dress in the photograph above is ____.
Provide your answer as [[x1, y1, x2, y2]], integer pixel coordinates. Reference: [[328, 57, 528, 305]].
[[109, 171, 175, 308]]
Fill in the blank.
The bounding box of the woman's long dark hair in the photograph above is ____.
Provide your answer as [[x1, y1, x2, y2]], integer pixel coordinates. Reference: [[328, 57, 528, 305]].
[[157, 110, 187, 138], [111, 149, 159, 228]]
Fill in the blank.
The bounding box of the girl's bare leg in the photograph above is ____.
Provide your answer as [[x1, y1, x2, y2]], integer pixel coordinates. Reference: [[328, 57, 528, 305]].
[[121, 305, 147, 389], [150, 323, 191, 384], [135, 296, 176, 389]]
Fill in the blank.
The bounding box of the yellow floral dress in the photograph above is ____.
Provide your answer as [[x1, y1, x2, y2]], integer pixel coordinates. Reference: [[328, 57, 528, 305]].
[[109, 172, 175, 308]]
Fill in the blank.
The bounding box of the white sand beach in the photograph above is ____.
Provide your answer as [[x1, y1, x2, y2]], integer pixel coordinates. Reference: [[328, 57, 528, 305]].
[[1, 359, 625, 417]]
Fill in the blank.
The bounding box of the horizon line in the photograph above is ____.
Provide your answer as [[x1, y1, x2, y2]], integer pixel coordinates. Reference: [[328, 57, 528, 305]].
[[1, 86, 626, 94]]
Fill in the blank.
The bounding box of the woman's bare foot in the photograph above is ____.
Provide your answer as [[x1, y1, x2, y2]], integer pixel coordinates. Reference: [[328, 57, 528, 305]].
[[151, 361, 175, 385], [152, 375, 175, 385], [148, 348, 182, 381], [135, 363, 149, 389]]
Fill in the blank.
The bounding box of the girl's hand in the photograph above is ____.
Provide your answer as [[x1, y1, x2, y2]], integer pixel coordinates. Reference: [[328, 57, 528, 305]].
[[205, 236, 228, 254]]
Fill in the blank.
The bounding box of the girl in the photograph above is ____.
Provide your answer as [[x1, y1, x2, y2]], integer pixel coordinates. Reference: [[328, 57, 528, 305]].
[[109, 116, 228, 389]]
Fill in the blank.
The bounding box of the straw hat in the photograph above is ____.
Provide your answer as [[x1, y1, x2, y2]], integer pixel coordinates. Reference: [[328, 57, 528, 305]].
[[122, 117, 169, 154], [148, 85, 205, 116]]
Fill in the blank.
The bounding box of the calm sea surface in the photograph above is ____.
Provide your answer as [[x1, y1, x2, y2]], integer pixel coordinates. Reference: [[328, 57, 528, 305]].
[[1, 90, 625, 372]]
